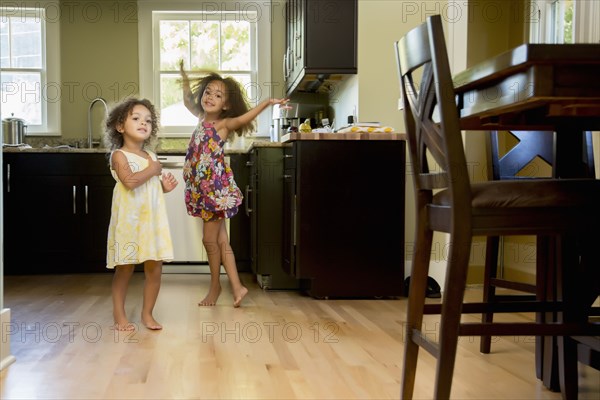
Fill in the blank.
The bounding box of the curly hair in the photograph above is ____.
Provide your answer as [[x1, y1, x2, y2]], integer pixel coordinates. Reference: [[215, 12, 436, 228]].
[[188, 72, 253, 138], [103, 98, 159, 151]]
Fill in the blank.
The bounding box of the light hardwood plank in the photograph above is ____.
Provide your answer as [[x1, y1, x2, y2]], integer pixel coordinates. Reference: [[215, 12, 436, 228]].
[[1, 273, 598, 399]]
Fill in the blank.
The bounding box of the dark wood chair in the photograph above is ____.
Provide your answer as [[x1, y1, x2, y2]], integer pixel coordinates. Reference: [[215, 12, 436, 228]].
[[482, 130, 596, 377], [395, 14, 600, 399]]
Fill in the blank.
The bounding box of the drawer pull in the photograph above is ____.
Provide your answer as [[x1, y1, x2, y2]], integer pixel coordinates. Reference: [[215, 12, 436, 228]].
[[73, 186, 77, 214], [245, 185, 253, 216]]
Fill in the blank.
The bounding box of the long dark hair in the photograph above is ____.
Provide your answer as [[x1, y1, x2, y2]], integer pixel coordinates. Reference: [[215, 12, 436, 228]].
[[104, 98, 159, 151], [188, 72, 253, 137]]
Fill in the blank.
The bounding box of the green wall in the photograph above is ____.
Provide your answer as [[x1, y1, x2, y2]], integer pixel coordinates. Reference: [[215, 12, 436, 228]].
[[59, 0, 139, 140]]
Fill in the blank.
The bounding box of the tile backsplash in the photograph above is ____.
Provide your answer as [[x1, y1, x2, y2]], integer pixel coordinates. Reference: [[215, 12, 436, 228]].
[[22, 135, 264, 152]]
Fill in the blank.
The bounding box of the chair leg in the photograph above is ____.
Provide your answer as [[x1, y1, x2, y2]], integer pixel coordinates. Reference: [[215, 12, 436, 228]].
[[401, 223, 434, 400], [556, 235, 578, 399], [542, 236, 561, 391], [535, 236, 555, 381], [558, 336, 579, 400], [434, 231, 472, 399], [481, 235, 500, 353]]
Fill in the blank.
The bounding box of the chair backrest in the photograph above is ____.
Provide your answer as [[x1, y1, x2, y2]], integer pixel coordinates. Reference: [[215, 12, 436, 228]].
[[491, 130, 596, 179], [490, 130, 554, 179], [394, 15, 471, 211]]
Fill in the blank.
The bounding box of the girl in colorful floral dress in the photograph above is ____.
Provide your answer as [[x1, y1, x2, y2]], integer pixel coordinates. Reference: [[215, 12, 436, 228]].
[[179, 61, 288, 307]]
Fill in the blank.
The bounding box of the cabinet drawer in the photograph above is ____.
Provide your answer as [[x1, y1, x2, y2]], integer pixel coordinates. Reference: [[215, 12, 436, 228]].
[[4, 153, 110, 176]]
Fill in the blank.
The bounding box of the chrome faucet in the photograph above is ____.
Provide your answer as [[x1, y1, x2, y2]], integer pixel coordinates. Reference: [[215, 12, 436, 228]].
[[87, 97, 108, 148]]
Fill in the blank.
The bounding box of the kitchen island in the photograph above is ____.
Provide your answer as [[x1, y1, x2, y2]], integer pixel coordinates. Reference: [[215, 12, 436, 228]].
[[281, 132, 407, 298]]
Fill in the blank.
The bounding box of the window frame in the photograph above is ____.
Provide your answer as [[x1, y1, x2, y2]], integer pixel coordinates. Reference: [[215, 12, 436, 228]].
[[154, 13, 257, 134], [138, 0, 273, 138], [0, 3, 60, 136]]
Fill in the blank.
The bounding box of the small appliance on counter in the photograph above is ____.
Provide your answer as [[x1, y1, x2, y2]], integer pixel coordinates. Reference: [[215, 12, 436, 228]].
[[272, 103, 299, 141], [271, 103, 328, 141], [2, 114, 27, 145]]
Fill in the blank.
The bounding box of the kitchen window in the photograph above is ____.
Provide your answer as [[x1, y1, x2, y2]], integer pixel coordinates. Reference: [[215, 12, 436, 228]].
[[529, 0, 599, 44], [0, 5, 60, 135], [138, 2, 272, 137], [156, 14, 255, 130]]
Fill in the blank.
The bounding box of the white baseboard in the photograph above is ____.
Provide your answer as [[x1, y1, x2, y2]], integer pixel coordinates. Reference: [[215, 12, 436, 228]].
[[0, 308, 16, 371]]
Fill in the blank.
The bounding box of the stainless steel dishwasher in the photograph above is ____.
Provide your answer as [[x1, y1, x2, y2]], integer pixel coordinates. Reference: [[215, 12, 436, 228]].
[[158, 154, 227, 274]]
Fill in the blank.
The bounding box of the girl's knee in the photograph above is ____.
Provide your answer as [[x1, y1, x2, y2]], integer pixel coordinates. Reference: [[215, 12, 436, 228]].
[[203, 237, 220, 255], [115, 264, 135, 276], [217, 235, 229, 249], [144, 261, 162, 276]]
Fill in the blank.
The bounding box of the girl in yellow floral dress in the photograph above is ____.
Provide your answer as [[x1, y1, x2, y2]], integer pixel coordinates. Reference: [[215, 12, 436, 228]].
[[104, 98, 178, 331], [179, 61, 288, 307]]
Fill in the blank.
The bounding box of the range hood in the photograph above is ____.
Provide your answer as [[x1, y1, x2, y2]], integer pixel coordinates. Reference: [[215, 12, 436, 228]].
[[291, 73, 352, 94]]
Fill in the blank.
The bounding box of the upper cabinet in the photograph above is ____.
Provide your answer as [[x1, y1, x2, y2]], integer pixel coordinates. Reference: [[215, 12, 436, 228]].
[[284, 0, 357, 95]]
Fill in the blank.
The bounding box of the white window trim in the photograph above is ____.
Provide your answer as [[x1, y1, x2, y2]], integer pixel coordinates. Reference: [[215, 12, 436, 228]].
[[137, 0, 272, 138], [0, 1, 61, 136], [529, 0, 598, 44], [573, 0, 600, 43]]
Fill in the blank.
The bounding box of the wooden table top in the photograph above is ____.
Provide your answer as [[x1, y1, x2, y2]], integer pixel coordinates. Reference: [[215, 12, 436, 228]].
[[453, 43, 600, 130]]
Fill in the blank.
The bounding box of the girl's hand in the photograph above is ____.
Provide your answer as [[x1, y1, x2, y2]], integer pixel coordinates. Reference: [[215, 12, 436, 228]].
[[179, 59, 189, 80], [161, 172, 179, 193], [147, 156, 163, 176], [270, 98, 290, 106]]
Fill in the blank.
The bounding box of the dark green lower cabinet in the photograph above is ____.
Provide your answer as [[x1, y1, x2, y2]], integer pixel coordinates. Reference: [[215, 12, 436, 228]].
[[248, 146, 299, 290]]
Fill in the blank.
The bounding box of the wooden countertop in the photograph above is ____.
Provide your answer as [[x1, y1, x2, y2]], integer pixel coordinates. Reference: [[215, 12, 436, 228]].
[[281, 132, 406, 142]]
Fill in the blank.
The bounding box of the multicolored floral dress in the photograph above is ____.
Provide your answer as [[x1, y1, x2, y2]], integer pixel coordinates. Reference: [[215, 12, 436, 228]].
[[183, 121, 243, 221]]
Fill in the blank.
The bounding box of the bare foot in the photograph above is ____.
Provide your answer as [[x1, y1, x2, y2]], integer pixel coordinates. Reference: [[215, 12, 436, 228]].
[[233, 286, 248, 308], [113, 318, 136, 331], [198, 286, 222, 306], [141, 315, 163, 330]]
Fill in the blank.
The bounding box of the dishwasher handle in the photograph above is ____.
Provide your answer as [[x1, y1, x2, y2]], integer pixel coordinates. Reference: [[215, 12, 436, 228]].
[[160, 162, 185, 168]]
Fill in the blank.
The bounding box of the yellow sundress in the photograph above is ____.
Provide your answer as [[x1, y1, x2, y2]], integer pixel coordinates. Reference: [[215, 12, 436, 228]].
[[106, 149, 174, 269]]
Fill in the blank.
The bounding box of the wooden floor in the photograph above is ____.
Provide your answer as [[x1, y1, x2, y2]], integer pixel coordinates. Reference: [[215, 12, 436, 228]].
[[1, 273, 598, 399]]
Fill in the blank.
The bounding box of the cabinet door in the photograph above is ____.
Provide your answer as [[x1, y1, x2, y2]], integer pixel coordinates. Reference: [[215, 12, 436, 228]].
[[228, 153, 251, 271], [80, 175, 115, 271], [248, 150, 259, 273], [282, 147, 296, 277], [305, 0, 357, 71], [292, 0, 304, 82], [4, 174, 81, 273], [282, 169, 296, 277]]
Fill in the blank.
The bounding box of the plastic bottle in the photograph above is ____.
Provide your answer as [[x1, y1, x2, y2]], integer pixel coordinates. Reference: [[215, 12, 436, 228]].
[[299, 118, 312, 133]]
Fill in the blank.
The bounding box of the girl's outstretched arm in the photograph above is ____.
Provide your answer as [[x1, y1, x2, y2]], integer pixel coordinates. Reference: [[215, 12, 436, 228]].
[[224, 98, 289, 133], [180, 60, 201, 117]]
